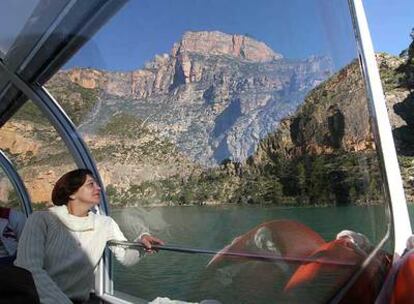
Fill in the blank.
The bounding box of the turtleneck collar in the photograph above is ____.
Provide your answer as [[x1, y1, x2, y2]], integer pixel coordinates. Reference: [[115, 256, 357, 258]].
[[49, 205, 95, 232]]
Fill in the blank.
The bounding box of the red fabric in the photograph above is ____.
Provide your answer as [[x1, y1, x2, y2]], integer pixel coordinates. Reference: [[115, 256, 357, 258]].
[[391, 253, 414, 304], [203, 220, 328, 303], [208, 219, 326, 266], [284, 239, 363, 291], [284, 239, 390, 303], [205, 220, 389, 303]]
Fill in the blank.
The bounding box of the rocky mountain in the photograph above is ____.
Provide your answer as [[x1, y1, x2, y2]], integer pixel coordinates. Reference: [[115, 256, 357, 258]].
[[50, 31, 333, 165], [246, 45, 414, 204], [252, 61, 373, 160], [1, 30, 413, 207]]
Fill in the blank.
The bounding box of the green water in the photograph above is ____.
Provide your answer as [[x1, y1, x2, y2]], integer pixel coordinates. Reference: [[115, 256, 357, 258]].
[[112, 205, 391, 303]]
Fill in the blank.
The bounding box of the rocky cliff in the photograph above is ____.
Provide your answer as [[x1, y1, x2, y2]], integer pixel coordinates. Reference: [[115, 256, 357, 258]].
[[252, 60, 373, 161], [58, 31, 284, 99], [1, 30, 414, 207], [51, 31, 333, 165], [247, 49, 414, 204]]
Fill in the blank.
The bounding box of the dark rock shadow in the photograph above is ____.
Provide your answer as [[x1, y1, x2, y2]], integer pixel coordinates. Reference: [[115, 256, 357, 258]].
[[393, 91, 414, 156]]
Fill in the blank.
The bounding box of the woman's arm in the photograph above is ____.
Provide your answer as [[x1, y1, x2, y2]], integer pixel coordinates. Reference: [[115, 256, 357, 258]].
[[107, 217, 143, 266], [14, 213, 72, 304]]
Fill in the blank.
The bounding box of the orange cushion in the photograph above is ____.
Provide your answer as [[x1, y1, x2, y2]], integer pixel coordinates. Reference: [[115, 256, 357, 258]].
[[284, 239, 364, 302], [391, 253, 414, 304]]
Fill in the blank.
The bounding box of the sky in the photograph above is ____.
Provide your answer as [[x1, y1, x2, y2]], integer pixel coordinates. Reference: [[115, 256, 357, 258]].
[[1, 1, 412, 71], [62, 0, 413, 72], [65, 0, 356, 71], [364, 0, 413, 55], [0, 0, 39, 55]]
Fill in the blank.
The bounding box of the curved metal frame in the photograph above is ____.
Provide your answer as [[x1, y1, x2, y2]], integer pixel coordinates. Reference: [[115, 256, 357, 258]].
[[349, 0, 412, 255], [0, 60, 109, 215], [0, 149, 32, 216], [0, 59, 113, 299], [0, 0, 127, 301]]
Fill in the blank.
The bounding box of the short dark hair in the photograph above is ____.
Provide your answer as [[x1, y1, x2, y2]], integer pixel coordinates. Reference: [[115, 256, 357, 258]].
[[51, 169, 94, 206]]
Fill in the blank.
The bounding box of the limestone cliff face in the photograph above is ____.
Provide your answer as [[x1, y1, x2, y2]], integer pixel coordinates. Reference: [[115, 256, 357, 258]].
[[0, 120, 76, 204], [61, 31, 282, 100], [171, 31, 282, 62], [56, 31, 333, 165], [67, 69, 104, 89], [0, 122, 40, 156], [253, 52, 414, 162], [249, 52, 414, 203], [3, 37, 414, 206], [272, 61, 373, 157], [250, 61, 370, 164], [23, 169, 61, 204]]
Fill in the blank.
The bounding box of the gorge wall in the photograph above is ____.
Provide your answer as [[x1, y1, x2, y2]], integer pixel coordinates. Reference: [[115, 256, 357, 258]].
[[1, 31, 413, 206]]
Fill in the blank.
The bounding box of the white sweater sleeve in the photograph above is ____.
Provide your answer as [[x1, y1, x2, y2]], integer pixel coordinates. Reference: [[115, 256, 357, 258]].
[[14, 213, 72, 304], [107, 217, 145, 266]]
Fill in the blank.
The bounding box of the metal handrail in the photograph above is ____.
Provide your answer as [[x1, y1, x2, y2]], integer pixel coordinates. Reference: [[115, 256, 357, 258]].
[[108, 240, 357, 267]]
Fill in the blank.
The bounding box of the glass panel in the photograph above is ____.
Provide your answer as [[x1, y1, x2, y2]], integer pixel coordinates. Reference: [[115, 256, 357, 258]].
[[0, 167, 24, 212], [0, 95, 77, 210], [0, 0, 40, 57], [0, 163, 26, 264], [377, 31, 414, 225], [48, 0, 394, 302]]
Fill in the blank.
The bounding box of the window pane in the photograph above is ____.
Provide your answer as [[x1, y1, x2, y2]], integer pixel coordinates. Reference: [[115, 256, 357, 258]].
[[48, 0, 394, 302], [0, 0, 40, 57], [0, 167, 24, 212], [0, 95, 77, 210]]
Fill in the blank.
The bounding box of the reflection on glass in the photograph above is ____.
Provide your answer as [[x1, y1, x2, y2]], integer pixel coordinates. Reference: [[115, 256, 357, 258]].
[[0, 98, 76, 210], [43, 0, 393, 302], [111, 207, 390, 303], [0, 169, 23, 211], [0, 0, 40, 57]]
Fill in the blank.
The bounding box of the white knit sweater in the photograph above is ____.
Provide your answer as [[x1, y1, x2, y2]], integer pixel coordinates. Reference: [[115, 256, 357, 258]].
[[15, 206, 146, 304]]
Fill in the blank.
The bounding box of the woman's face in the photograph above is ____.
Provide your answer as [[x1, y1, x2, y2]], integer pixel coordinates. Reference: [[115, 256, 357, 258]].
[[71, 175, 101, 206]]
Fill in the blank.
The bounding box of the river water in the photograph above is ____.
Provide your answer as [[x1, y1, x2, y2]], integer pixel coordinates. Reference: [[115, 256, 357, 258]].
[[111, 205, 392, 303]]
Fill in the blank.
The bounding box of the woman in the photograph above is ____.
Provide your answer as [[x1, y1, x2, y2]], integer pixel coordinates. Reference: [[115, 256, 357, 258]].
[[15, 169, 163, 304]]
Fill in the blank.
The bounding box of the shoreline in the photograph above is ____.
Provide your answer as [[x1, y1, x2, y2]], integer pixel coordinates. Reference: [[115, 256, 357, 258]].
[[110, 200, 389, 210]]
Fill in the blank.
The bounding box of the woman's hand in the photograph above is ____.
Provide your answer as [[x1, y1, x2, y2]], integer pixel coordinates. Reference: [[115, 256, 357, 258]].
[[140, 235, 165, 253]]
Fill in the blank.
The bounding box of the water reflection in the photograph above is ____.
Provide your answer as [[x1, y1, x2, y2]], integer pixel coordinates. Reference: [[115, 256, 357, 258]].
[[113, 205, 389, 303]]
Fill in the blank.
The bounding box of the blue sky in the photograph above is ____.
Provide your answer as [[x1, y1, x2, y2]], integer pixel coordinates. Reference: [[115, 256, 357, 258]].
[[364, 0, 413, 55], [63, 0, 413, 71], [0, 1, 412, 71]]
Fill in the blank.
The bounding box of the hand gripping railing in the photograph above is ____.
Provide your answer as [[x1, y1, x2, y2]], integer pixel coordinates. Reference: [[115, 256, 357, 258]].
[[107, 240, 356, 267]]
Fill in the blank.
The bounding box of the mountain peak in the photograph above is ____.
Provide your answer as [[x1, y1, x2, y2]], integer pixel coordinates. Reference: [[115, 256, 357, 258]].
[[172, 31, 283, 62]]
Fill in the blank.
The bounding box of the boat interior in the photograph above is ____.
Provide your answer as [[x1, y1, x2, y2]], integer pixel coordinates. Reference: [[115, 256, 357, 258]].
[[0, 0, 412, 303]]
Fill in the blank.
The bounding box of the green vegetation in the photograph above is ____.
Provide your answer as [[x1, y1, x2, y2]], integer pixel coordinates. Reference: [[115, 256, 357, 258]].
[[397, 156, 414, 204], [28, 151, 74, 167], [8, 29, 414, 209], [107, 171, 240, 207], [105, 150, 383, 208], [12, 81, 98, 127], [97, 113, 149, 139], [13, 101, 48, 126], [233, 152, 383, 207], [31, 201, 49, 211], [404, 28, 414, 88], [379, 29, 414, 91], [45, 81, 99, 126], [378, 58, 406, 91], [91, 138, 175, 163], [1, 190, 22, 209]]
